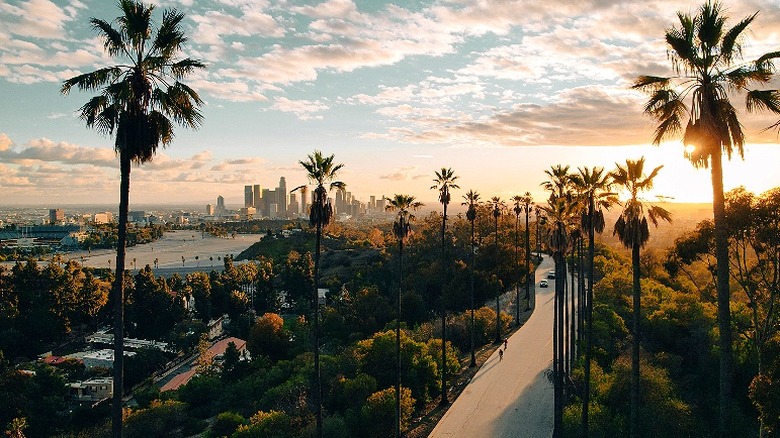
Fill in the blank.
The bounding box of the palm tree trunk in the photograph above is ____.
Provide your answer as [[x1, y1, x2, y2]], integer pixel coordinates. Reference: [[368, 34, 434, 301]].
[[582, 201, 595, 438], [314, 220, 323, 438], [631, 240, 641, 438], [440, 204, 449, 406], [525, 207, 531, 311], [712, 150, 732, 438], [495, 213, 502, 344], [563, 255, 569, 376], [396, 239, 403, 438], [470, 219, 477, 368], [570, 245, 576, 371], [515, 214, 520, 325], [111, 152, 130, 438], [553, 248, 565, 438]]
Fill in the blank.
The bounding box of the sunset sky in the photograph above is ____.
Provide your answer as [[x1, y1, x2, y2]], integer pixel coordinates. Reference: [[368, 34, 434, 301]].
[[1, 0, 779, 208]]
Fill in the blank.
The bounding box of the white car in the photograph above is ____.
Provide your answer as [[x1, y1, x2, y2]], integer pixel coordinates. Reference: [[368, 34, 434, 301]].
[[547, 270, 555, 279], [539, 280, 548, 288]]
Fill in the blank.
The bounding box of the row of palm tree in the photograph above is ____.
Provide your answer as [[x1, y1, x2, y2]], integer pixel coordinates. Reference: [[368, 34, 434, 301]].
[[541, 159, 672, 438]]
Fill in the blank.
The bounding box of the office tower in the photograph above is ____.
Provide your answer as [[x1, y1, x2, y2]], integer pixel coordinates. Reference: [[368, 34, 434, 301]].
[[370, 195, 376, 211], [346, 191, 352, 206], [206, 204, 215, 215], [244, 185, 254, 208], [289, 193, 299, 216], [253, 184, 261, 208], [217, 195, 225, 215], [335, 188, 345, 213], [277, 177, 287, 215], [49, 208, 64, 224], [262, 188, 273, 217]]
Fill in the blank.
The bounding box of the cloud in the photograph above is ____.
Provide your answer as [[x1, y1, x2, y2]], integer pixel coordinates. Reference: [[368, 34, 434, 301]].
[[1, 0, 73, 40], [0, 138, 117, 166], [379, 166, 427, 181], [271, 97, 329, 120], [0, 133, 14, 151]]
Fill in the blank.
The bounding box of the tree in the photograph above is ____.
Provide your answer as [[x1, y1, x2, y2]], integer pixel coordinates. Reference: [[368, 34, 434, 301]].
[[633, 4, 780, 434], [60, 2, 204, 435], [292, 150, 344, 438], [611, 157, 671, 437], [462, 190, 481, 368], [570, 166, 615, 437], [385, 194, 422, 438], [430, 167, 459, 405], [489, 196, 506, 344]]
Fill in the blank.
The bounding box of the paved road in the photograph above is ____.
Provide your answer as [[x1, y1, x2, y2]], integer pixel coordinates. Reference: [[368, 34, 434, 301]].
[[430, 255, 559, 438]]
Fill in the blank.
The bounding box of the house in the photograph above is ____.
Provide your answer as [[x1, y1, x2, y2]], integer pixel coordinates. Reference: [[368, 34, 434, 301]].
[[160, 337, 248, 392], [69, 377, 112, 403]]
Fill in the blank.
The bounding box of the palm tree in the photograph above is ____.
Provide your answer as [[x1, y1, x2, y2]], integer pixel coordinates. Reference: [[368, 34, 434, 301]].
[[541, 193, 578, 438], [60, 2, 204, 435], [633, 4, 780, 433], [431, 167, 459, 405], [520, 193, 534, 311], [386, 194, 422, 438], [462, 190, 481, 368], [512, 196, 523, 323], [570, 166, 614, 438], [292, 150, 345, 438], [490, 196, 506, 343], [611, 157, 672, 438]]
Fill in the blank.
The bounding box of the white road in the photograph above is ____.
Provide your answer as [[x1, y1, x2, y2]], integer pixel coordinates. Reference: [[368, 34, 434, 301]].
[[430, 255, 558, 438]]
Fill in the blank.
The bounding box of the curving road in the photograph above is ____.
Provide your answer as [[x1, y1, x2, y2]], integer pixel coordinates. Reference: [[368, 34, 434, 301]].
[[430, 255, 558, 438]]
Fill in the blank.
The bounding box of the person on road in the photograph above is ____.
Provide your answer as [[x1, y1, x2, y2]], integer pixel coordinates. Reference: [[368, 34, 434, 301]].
[[504, 338, 508, 349], [499, 349, 503, 361]]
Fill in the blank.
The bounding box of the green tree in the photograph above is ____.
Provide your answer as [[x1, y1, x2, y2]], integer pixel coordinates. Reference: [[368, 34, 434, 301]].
[[385, 194, 422, 438], [360, 387, 415, 438], [611, 157, 671, 437], [247, 313, 291, 361], [430, 167, 459, 406], [489, 196, 506, 343], [292, 150, 345, 438], [633, 4, 780, 433], [60, 2, 204, 434]]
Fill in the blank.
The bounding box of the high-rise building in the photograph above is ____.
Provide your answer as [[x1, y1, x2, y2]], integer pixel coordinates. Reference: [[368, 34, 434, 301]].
[[244, 185, 254, 208], [217, 195, 225, 215], [253, 184, 261, 208], [262, 188, 274, 217], [206, 204, 215, 215], [335, 188, 345, 213], [369, 195, 376, 210], [277, 177, 287, 215], [49, 209, 64, 224], [288, 193, 299, 216]]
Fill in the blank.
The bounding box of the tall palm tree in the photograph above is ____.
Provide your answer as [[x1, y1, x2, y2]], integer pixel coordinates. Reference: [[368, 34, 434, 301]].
[[633, 4, 780, 433], [386, 194, 422, 438], [520, 193, 534, 311], [462, 190, 481, 368], [490, 196, 506, 343], [60, 2, 203, 435], [542, 193, 578, 438], [570, 166, 614, 438], [431, 167, 459, 405], [512, 196, 523, 324], [611, 157, 671, 438], [292, 150, 345, 438]]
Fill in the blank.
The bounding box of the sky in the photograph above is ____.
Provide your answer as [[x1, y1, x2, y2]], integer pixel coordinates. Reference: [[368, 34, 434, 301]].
[[1, 0, 779, 209]]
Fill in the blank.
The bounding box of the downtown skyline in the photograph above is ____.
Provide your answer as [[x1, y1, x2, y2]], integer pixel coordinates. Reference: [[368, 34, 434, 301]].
[[1, 0, 780, 206]]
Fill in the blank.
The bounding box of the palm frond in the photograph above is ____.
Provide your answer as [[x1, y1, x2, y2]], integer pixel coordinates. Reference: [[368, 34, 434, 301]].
[[61, 67, 122, 94], [170, 59, 206, 80], [746, 90, 780, 114], [720, 12, 757, 64], [154, 8, 186, 58], [90, 18, 124, 57], [632, 75, 671, 91]]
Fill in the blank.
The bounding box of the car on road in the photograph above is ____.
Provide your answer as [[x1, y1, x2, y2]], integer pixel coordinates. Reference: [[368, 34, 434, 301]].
[[547, 270, 555, 279], [539, 280, 548, 288]]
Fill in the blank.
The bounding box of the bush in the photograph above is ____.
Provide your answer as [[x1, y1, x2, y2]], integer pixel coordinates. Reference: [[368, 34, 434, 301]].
[[360, 387, 415, 437], [210, 411, 246, 437]]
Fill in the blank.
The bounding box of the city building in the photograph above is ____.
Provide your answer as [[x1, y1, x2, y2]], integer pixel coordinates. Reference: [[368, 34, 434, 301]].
[[69, 377, 112, 404], [49, 208, 64, 224], [244, 185, 254, 208], [206, 203, 215, 215], [277, 177, 287, 215], [82, 349, 136, 369], [239, 206, 256, 220], [253, 184, 262, 209], [217, 195, 225, 215], [128, 210, 146, 223], [288, 193, 299, 216], [93, 212, 113, 224]]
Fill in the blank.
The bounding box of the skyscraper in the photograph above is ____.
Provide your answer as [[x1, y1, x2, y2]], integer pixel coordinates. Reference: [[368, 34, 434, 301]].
[[289, 193, 299, 216], [244, 185, 254, 208], [253, 184, 262, 208], [277, 177, 287, 215], [206, 204, 215, 215], [217, 195, 225, 215]]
